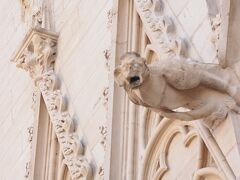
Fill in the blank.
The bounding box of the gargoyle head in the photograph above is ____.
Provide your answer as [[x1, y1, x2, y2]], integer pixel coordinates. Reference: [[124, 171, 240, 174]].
[[114, 52, 149, 89]]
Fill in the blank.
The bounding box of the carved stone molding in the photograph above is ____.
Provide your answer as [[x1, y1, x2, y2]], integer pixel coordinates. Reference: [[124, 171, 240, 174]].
[[20, 0, 30, 20], [99, 125, 107, 151], [101, 87, 109, 112], [13, 28, 57, 79], [210, 14, 221, 59], [20, 0, 52, 29], [27, 126, 34, 143], [134, 0, 187, 57], [12, 28, 92, 180]]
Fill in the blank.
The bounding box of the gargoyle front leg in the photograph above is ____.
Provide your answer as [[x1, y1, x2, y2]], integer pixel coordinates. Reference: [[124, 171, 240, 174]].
[[199, 71, 240, 105], [231, 87, 240, 106], [157, 105, 213, 121]]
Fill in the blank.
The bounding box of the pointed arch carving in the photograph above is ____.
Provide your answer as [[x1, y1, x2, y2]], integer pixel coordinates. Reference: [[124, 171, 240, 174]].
[[140, 119, 222, 180], [193, 167, 224, 180]]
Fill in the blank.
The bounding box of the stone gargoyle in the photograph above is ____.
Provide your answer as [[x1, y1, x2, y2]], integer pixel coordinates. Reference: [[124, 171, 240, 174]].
[[114, 52, 240, 128]]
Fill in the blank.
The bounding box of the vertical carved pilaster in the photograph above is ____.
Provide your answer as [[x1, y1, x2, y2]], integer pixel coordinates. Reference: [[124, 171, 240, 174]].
[[12, 28, 92, 180]]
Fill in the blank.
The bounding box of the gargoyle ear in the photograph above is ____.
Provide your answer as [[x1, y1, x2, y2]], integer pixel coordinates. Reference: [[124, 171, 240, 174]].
[[114, 67, 125, 87]]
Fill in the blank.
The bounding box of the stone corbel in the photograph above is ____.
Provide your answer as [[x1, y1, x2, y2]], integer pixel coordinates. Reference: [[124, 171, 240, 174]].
[[12, 28, 92, 180]]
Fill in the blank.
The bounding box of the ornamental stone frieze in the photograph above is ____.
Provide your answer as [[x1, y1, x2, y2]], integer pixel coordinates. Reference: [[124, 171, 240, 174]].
[[12, 28, 92, 180]]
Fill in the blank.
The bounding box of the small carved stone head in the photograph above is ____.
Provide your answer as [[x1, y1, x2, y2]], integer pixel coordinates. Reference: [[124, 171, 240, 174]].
[[114, 52, 149, 89]]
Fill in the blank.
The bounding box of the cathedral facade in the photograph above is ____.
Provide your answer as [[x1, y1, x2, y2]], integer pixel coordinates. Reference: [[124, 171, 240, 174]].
[[0, 0, 240, 180]]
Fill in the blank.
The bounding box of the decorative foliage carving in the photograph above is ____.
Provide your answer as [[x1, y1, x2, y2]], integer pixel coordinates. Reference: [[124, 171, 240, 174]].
[[134, 0, 187, 57], [25, 126, 33, 179], [20, 0, 51, 29], [103, 49, 111, 71], [114, 52, 240, 128], [31, 86, 39, 110], [53, 112, 74, 134], [64, 156, 92, 180], [99, 125, 107, 151], [20, 0, 30, 21], [27, 126, 34, 143], [24, 162, 31, 179], [101, 87, 109, 111], [97, 166, 104, 180], [107, 9, 117, 31], [32, 8, 43, 28], [210, 14, 221, 58], [12, 28, 92, 180], [15, 32, 56, 80]]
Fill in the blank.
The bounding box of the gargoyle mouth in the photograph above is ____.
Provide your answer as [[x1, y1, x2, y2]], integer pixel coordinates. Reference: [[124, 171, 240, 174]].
[[130, 76, 140, 84]]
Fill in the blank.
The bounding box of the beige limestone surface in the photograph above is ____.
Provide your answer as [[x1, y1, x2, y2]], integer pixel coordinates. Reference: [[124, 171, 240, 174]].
[[0, 0, 111, 179], [2, 0, 240, 180]]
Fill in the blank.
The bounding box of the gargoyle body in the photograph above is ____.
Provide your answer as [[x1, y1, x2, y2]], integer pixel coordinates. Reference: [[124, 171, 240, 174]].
[[114, 52, 240, 128]]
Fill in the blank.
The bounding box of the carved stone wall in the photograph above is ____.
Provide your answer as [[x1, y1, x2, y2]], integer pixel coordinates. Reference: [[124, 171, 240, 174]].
[[109, 0, 240, 180], [12, 28, 95, 179], [2, 0, 240, 180], [0, 0, 111, 180], [0, 1, 32, 179], [52, 0, 112, 179]]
